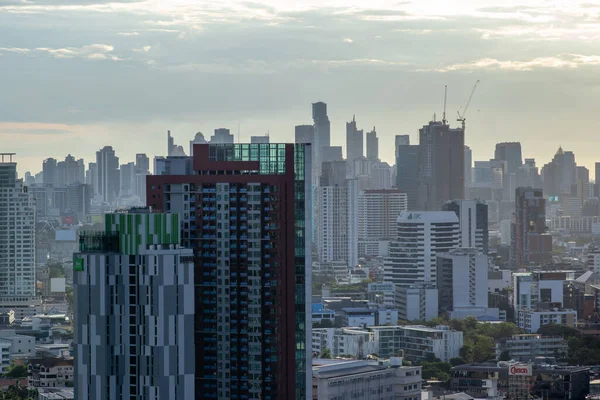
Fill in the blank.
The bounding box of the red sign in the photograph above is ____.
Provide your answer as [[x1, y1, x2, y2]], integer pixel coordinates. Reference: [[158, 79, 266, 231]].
[[509, 365, 532, 376]]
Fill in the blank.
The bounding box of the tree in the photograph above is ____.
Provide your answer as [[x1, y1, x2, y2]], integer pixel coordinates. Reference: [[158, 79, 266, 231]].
[[450, 357, 465, 366], [463, 316, 478, 331], [499, 350, 511, 361], [420, 361, 452, 381], [459, 344, 474, 363], [4, 365, 28, 379], [321, 347, 332, 359], [537, 324, 579, 339], [472, 334, 495, 363]]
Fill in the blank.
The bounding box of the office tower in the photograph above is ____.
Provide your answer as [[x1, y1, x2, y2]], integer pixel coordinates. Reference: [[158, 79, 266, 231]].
[[167, 130, 187, 156], [320, 161, 347, 187], [86, 162, 97, 195], [396, 145, 419, 210], [74, 210, 194, 399], [56, 154, 85, 187], [358, 189, 407, 257], [210, 128, 234, 144], [366, 127, 378, 160], [96, 146, 120, 204], [147, 143, 311, 399], [443, 199, 489, 255], [295, 125, 314, 144], [577, 166, 590, 184], [120, 162, 136, 197], [494, 142, 523, 176], [66, 183, 91, 217], [464, 145, 472, 189], [395, 135, 410, 159], [321, 146, 343, 163], [346, 115, 364, 163], [517, 158, 542, 189], [541, 147, 576, 199], [0, 154, 36, 304], [136, 153, 150, 174], [371, 162, 392, 190], [384, 211, 460, 288], [24, 171, 34, 186], [312, 102, 331, 177], [436, 248, 497, 319], [250, 135, 270, 144], [189, 132, 207, 156], [42, 158, 57, 186], [511, 187, 552, 269], [417, 121, 465, 211]]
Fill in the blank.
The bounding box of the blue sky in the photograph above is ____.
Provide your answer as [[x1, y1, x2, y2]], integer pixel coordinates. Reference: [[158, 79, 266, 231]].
[[2, 0, 600, 176]]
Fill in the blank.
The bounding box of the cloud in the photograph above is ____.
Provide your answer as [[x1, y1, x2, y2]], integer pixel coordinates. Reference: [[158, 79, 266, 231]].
[[117, 31, 139, 36], [0, 47, 30, 54], [430, 54, 600, 72], [132, 45, 151, 52], [0, 122, 76, 135], [35, 44, 121, 60], [343, 38, 353, 43]]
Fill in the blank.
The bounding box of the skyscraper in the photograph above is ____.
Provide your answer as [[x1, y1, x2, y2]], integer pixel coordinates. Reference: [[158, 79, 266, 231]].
[[0, 154, 36, 316], [295, 125, 314, 145], [74, 210, 194, 399], [119, 162, 136, 197], [312, 102, 331, 178], [366, 127, 378, 160], [494, 142, 523, 176], [417, 121, 464, 211], [396, 145, 419, 210], [346, 115, 364, 163], [442, 199, 489, 255], [542, 147, 576, 199], [42, 157, 57, 186], [56, 154, 85, 187], [135, 153, 150, 174], [96, 146, 120, 204], [210, 128, 235, 144], [511, 187, 552, 269], [384, 211, 460, 288], [394, 135, 410, 159], [86, 162, 98, 195], [147, 143, 311, 399], [464, 145, 472, 189]]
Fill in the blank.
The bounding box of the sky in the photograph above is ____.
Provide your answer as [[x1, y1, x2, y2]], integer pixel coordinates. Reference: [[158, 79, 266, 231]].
[[2, 0, 600, 178]]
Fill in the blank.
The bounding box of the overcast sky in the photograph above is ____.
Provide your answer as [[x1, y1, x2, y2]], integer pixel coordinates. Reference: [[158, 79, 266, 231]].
[[2, 0, 600, 177]]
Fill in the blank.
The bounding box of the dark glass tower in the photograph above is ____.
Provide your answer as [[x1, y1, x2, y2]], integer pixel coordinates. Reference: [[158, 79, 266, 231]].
[[147, 143, 311, 400]]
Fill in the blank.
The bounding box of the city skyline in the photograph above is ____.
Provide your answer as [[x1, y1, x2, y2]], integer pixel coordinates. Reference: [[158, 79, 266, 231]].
[[3, 0, 600, 173]]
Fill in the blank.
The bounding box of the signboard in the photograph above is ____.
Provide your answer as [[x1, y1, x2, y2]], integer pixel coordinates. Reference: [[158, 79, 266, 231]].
[[74, 258, 84, 272], [509, 364, 532, 376]]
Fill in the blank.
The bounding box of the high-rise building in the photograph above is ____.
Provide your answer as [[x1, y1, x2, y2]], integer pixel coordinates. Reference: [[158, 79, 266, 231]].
[[517, 158, 542, 189], [0, 154, 36, 307], [42, 158, 57, 186], [370, 162, 392, 190], [96, 146, 120, 204], [494, 142, 523, 176], [384, 211, 460, 288], [74, 210, 194, 399], [120, 162, 136, 197], [394, 135, 410, 159], [56, 154, 85, 187], [464, 145, 472, 189], [358, 189, 407, 257], [312, 102, 331, 179], [366, 128, 378, 160], [189, 132, 208, 156], [167, 130, 187, 156], [250, 135, 270, 144], [321, 146, 343, 163], [511, 187, 552, 269], [295, 125, 314, 144], [320, 161, 347, 187], [135, 153, 150, 174], [147, 143, 311, 399], [396, 145, 419, 210], [210, 128, 234, 144], [542, 147, 576, 199], [442, 199, 489, 255], [86, 162, 97, 195], [417, 121, 464, 211], [437, 248, 498, 320], [66, 183, 92, 217], [346, 115, 364, 163]]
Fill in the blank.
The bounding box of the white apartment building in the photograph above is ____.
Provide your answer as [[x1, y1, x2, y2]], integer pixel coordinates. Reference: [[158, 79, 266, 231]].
[[395, 284, 439, 322], [29, 358, 74, 388], [437, 248, 499, 320], [312, 359, 422, 400], [495, 334, 568, 363], [518, 309, 577, 333], [370, 325, 463, 362], [0, 330, 35, 357], [384, 211, 460, 288], [358, 190, 407, 257], [312, 328, 377, 358], [0, 160, 36, 308], [0, 339, 11, 373], [368, 283, 396, 308]]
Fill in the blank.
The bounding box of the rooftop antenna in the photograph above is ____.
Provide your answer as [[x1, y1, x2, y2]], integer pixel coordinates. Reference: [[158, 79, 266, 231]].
[[442, 85, 448, 125]]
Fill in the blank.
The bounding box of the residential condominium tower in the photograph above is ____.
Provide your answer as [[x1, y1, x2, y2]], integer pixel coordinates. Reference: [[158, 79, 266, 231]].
[[147, 143, 312, 400], [74, 210, 195, 399]]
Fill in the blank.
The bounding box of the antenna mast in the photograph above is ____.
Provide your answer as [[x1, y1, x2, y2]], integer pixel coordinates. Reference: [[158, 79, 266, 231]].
[[442, 85, 448, 125]]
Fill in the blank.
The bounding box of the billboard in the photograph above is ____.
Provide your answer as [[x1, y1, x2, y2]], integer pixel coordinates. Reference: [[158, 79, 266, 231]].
[[50, 278, 66, 293], [74, 258, 84, 272], [509, 364, 532, 376]]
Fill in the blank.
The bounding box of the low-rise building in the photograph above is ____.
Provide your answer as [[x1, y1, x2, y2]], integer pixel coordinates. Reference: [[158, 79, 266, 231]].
[[517, 309, 577, 333], [0, 330, 35, 358], [341, 308, 376, 327], [28, 357, 74, 388], [0, 339, 11, 373], [312, 358, 422, 400], [495, 334, 568, 364], [396, 284, 438, 322], [370, 325, 463, 362], [37, 388, 75, 400], [312, 328, 377, 358], [450, 362, 507, 399]]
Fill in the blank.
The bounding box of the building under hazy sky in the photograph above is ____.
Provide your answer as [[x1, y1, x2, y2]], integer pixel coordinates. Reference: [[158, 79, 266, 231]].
[[2, 0, 600, 177]]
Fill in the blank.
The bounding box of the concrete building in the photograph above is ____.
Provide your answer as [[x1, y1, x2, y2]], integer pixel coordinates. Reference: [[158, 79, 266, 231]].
[[518, 309, 577, 333], [0, 156, 37, 315], [366, 128, 378, 160], [417, 121, 465, 211], [495, 334, 568, 364], [437, 249, 499, 320], [370, 325, 463, 362], [147, 143, 312, 399], [396, 145, 419, 210], [495, 142, 523, 176], [442, 200, 489, 254], [29, 358, 74, 388], [450, 362, 506, 399], [0, 340, 10, 373], [370, 162, 392, 190], [395, 283, 439, 322], [311, 328, 376, 358], [312, 102, 331, 180], [0, 330, 35, 357], [210, 128, 234, 144], [511, 187, 551, 269], [73, 211, 195, 400], [385, 211, 460, 288], [312, 359, 422, 400], [464, 145, 472, 189], [346, 115, 364, 165], [250, 135, 269, 144], [341, 308, 376, 327], [96, 146, 120, 204], [358, 189, 407, 257], [394, 135, 410, 157]]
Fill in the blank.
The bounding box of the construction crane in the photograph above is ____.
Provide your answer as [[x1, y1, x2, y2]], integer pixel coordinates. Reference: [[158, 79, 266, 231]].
[[457, 80, 480, 132]]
